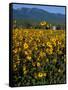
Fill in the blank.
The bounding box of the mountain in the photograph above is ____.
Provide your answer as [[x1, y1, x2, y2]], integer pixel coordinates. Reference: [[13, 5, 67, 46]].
[[13, 7, 65, 25]]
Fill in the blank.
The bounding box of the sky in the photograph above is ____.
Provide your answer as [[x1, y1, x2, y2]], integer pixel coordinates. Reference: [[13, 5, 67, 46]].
[[12, 3, 65, 15]]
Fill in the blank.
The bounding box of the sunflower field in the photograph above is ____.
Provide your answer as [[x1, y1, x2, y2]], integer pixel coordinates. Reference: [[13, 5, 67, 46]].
[[11, 29, 66, 86]]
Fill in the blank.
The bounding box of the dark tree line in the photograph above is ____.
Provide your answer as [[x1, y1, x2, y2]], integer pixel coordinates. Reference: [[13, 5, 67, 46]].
[[13, 20, 65, 30]]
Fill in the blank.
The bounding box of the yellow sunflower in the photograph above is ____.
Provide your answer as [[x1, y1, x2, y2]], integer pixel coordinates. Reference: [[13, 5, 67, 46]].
[[43, 72, 47, 77], [23, 43, 29, 49], [39, 51, 45, 57], [38, 72, 43, 78], [37, 62, 41, 67], [26, 56, 32, 60]]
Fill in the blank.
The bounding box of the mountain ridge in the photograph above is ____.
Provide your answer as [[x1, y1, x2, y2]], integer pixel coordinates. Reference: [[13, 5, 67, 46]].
[[13, 7, 65, 25]]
